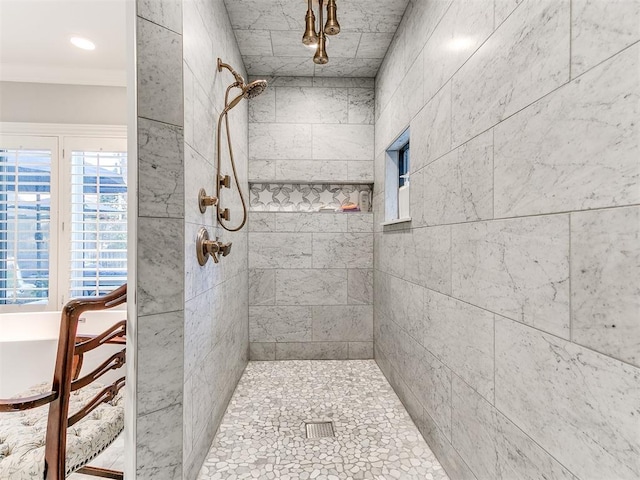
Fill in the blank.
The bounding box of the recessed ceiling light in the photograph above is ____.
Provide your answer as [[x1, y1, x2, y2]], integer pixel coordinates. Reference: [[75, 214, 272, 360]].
[[70, 36, 96, 51]]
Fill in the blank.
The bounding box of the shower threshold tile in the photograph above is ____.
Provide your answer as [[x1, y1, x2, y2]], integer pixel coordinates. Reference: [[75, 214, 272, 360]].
[[197, 360, 449, 480]]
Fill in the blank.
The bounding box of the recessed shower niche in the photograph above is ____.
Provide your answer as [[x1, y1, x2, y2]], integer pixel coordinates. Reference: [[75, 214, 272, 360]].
[[249, 182, 373, 212]]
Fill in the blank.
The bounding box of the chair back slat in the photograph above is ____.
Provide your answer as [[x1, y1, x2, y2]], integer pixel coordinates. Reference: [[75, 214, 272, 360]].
[[71, 349, 126, 392], [75, 321, 126, 355], [68, 377, 126, 428]]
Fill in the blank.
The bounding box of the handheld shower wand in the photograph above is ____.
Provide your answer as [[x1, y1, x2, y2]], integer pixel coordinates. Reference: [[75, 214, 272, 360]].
[[215, 59, 267, 232]]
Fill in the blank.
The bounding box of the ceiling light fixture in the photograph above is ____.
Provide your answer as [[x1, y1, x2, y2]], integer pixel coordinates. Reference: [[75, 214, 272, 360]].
[[301, 0, 340, 65], [70, 36, 96, 51]]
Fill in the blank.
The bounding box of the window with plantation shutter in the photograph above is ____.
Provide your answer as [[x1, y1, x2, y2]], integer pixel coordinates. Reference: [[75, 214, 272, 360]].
[[0, 131, 127, 313], [68, 147, 127, 299], [0, 136, 58, 308]]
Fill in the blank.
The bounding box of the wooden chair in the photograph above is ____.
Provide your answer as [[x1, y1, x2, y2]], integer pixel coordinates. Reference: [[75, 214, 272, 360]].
[[0, 284, 127, 480]]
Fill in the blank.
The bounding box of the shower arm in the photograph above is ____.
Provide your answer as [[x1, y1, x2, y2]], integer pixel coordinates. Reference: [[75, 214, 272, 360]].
[[215, 83, 248, 232]]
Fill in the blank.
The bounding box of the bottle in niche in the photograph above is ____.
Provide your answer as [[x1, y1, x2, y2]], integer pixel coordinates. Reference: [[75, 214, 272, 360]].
[[359, 190, 371, 212]]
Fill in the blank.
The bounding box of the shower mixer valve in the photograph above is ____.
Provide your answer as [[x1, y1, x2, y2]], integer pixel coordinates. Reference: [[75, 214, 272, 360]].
[[196, 227, 232, 266], [198, 188, 218, 214]]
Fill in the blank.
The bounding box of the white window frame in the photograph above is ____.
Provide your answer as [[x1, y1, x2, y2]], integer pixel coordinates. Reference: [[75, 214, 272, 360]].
[[383, 127, 412, 225], [0, 123, 127, 312]]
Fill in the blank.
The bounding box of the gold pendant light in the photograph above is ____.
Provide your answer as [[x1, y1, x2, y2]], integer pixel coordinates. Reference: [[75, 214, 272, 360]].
[[302, 0, 340, 65]]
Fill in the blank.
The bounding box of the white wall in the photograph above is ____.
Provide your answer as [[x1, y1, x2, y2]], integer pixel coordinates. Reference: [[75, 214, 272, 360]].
[[0, 81, 127, 125]]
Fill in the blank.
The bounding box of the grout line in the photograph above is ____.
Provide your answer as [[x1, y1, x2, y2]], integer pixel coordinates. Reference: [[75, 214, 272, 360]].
[[569, 0, 573, 80], [568, 213, 573, 343]]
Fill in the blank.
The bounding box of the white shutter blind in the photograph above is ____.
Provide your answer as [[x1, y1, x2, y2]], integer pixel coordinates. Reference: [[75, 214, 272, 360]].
[[69, 149, 127, 298], [0, 148, 51, 304]]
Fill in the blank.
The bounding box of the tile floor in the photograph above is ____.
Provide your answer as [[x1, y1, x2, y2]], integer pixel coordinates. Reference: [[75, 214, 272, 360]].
[[197, 360, 449, 479]]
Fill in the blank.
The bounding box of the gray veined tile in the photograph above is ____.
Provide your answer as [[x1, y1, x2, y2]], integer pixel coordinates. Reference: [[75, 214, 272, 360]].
[[495, 317, 640, 480], [274, 160, 349, 183], [138, 118, 185, 218], [137, 0, 182, 34], [424, 129, 493, 226], [275, 212, 348, 232], [452, 375, 579, 480], [243, 55, 315, 77], [347, 268, 373, 305], [451, 0, 570, 146], [275, 269, 348, 305], [313, 233, 373, 269], [248, 268, 276, 305], [248, 83, 276, 123], [421, 0, 494, 104], [313, 58, 381, 77], [274, 342, 349, 360], [137, 217, 184, 317], [356, 32, 396, 58], [312, 305, 373, 342], [404, 226, 452, 295], [249, 306, 312, 342], [571, 0, 640, 77], [452, 215, 570, 338], [571, 206, 640, 367], [249, 123, 312, 160], [493, 0, 525, 27], [410, 82, 452, 172], [249, 342, 276, 360], [248, 212, 276, 232], [248, 232, 312, 268], [233, 29, 273, 57], [137, 18, 184, 127], [424, 290, 495, 400], [312, 124, 375, 161], [348, 88, 375, 124], [348, 342, 373, 359], [137, 311, 184, 416], [494, 44, 640, 217], [276, 86, 349, 124]]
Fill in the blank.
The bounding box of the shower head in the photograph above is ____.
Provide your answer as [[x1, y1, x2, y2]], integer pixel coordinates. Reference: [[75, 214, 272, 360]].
[[224, 79, 268, 112], [244, 79, 267, 99]]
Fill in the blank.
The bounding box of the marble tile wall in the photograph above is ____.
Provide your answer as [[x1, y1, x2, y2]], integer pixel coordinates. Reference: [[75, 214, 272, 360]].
[[374, 1, 640, 480], [135, 1, 185, 478], [248, 211, 374, 360], [182, 1, 249, 479], [247, 76, 375, 184], [136, 1, 249, 479]]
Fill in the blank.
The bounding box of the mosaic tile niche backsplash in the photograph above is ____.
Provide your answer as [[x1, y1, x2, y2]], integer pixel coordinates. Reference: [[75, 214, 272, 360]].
[[250, 183, 373, 212]]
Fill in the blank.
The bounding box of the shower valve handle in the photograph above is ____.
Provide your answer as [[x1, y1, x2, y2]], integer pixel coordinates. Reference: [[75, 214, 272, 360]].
[[196, 227, 233, 266], [219, 174, 231, 189]]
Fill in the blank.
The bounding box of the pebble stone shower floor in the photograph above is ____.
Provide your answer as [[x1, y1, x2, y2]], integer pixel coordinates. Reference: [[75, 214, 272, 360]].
[[197, 360, 449, 480]]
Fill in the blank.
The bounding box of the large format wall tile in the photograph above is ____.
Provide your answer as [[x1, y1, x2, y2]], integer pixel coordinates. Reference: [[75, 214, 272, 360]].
[[248, 268, 275, 305], [276, 87, 349, 124], [137, 217, 184, 317], [138, 0, 182, 33], [249, 306, 312, 342], [421, 0, 494, 104], [275, 269, 348, 305], [312, 305, 374, 342], [571, 0, 640, 77], [571, 206, 640, 367], [404, 226, 452, 294], [452, 376, 579, 480], [452, 0, 570, 145], [347, 268, 373, 305], [424, 290, 494, 400], [137, 404, 183, 479], [452, 216, 570, 338], [249, 123, 312, 160], [424, 130, 493, 226], [248, 232, 312, 268], [496, 317, 640, 480], [494, 45, 640, 217], [137, 17, 184, 127], [409, 82, 452, 172], [275, 341, 349, 360], [312, 124, 375, 161], [138, 118, 184, 218], [312, 233, 373, 269]]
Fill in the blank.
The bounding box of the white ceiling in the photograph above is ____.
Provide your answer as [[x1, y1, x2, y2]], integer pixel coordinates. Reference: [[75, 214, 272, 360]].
[[223, 0, 410, 77], [0, 0, 127, 86]]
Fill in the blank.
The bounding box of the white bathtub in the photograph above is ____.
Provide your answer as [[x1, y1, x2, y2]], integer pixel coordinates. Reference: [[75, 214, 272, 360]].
[[0, 309, 127, 397]]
